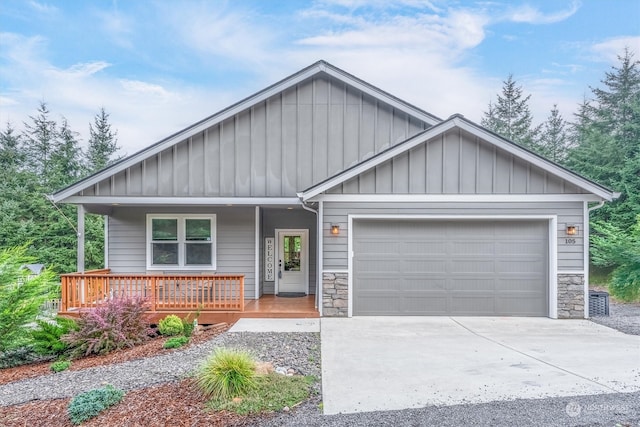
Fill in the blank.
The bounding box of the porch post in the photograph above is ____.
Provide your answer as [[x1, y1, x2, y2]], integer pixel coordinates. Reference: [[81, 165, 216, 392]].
[[77, 204, 85, 273]]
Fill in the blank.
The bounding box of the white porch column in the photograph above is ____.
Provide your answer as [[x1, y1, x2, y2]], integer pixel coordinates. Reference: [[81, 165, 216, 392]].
[[77, 204, 85, 273]]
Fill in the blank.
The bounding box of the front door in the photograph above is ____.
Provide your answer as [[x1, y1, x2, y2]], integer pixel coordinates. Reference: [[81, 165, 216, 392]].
[[275, 229, 309, 294]]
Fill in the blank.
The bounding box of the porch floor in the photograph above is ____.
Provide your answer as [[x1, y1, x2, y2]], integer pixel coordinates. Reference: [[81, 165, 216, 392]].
[[142, 294, 318, 325]]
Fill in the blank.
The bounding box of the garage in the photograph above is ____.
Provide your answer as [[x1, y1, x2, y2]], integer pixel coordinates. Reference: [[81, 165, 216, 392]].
[[352, 219, 549, 316]]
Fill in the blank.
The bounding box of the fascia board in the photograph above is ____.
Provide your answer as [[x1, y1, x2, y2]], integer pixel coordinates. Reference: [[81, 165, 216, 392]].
[[63, 196, 301, 205]]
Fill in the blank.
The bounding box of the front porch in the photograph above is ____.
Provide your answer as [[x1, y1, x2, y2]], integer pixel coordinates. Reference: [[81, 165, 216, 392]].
[[59, 270, 318, 324]]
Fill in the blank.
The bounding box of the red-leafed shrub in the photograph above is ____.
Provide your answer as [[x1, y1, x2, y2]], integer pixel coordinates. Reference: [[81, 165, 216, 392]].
[[63, 296, 152, 358]]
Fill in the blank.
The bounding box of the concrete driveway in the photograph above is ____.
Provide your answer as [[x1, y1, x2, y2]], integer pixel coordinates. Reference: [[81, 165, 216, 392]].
[[320, 317, 640, 415]]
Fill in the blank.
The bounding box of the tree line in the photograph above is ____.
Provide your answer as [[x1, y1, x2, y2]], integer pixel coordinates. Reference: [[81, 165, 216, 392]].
[[481, 48, 639, 300], [0, 103, 121, 273]]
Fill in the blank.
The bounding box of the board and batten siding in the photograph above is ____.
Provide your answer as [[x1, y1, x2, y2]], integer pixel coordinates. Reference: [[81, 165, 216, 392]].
[[108, 206, 256, 298], [330, 128, 588, 195], [322, 201, 584, 271], [79, 74, 430, 199]]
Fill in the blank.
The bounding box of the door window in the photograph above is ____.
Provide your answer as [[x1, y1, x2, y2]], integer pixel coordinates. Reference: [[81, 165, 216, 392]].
[[283, 235, 301, 271]]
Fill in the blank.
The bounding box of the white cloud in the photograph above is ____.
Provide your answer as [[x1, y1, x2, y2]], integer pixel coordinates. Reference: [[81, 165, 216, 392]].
[[591, 36, 640, 63], [28, 1, 58, 16], [96, 7, 134, 49], [506, 0, 580, 24], [156, 2, 278, 66]]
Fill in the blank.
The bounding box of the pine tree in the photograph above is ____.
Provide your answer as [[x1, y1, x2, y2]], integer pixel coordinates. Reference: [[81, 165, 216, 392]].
[[22, 102, 59, 186], [87, 107, 120, 173], [481, 74, 541, 152], [51, 118, 85, 189], [567, 48, 640, 229], [539, 105, 569, 163], [0, 123, 24, 171]]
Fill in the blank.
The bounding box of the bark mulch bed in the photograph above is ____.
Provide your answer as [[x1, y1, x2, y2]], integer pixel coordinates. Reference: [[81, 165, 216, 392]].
[[0, 323, 275, 426]]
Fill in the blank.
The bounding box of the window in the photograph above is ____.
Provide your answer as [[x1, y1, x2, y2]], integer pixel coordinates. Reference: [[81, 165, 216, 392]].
[[147, 214, 216, 270]]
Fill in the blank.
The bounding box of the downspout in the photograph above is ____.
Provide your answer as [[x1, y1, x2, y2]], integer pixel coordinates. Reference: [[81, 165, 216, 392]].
[[299, 198, 320, 313]]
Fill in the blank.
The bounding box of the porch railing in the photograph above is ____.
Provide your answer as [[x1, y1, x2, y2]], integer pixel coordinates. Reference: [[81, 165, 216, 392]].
[[60, 270, 245, 313]]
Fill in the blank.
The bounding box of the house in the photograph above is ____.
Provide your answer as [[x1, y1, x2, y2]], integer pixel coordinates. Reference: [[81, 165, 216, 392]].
[[51, 60, 616, 320]]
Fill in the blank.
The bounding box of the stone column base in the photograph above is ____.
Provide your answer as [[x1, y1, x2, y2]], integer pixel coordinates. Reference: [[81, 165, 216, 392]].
[[557, 274, 585, 319], [323, 272, 348, 317]]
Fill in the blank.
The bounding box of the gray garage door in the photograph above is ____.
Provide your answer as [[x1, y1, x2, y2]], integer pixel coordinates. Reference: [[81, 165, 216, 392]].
[[353, 220, 548, 316]]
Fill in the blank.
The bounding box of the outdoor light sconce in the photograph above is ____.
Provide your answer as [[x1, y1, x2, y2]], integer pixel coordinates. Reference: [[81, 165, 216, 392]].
[[330, 224, 340, 235], [566, 225, 578, 236]]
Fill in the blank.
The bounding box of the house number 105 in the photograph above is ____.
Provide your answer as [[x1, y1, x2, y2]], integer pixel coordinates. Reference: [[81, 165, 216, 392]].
[[565, 238, 576, 244]]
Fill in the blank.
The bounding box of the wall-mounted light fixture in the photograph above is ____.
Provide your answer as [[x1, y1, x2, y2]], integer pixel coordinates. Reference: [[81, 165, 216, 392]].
[[330, 224, 340, 235], [566, 225, 578, 236]]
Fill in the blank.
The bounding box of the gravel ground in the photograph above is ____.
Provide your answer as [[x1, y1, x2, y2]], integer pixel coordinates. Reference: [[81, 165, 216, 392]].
[[0, 332, 321, 407], [590, 301, 640, 335], [2, 305, 638, 426]]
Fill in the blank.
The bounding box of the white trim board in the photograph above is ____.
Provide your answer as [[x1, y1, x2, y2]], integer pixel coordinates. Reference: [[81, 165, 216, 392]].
[[347, 214, 558, 319], [311, 194, 603, 203], [63, 196, 301, 206]]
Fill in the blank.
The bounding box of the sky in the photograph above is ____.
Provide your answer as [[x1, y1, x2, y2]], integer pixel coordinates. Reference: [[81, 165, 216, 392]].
[[1, 0, 639, 155]]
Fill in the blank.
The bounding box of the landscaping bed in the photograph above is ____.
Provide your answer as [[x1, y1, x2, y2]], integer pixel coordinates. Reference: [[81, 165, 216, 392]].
[[0, 330, 321, 426]]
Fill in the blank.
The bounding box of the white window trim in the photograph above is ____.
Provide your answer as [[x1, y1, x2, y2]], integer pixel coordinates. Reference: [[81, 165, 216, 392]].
[[146, 214, 217, 271]]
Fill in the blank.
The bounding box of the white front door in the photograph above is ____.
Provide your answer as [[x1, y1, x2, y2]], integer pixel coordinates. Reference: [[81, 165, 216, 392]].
[[275, 229, 309, 294]]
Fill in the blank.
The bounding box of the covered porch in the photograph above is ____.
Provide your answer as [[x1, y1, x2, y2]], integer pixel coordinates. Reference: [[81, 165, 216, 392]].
[[59, 269, 318, 324]]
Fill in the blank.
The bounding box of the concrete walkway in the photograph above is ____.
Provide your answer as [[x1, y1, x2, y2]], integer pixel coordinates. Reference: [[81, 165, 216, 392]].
[[321, 317, 640, 415], [228, 318, 320, 333]]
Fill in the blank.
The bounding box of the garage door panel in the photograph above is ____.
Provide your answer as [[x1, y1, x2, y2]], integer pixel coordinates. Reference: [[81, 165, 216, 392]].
[[447, 278, 495, 292], [353, 220, 549, 316], [450, 241, 496, 255], [448, 259, 496, 274]]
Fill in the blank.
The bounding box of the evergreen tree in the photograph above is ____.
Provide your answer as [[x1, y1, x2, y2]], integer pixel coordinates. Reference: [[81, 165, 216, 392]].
[[51, 118, 85, 189], [539, 105, 569, 163], [567, 48, 640, 230], [481, 74, 542, 152], [22, 102, 59, 187], [0, 123, 24, 171], [87, 107, 120, 173]]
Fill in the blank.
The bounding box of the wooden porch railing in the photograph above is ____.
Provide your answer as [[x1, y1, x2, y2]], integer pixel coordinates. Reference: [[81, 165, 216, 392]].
[[60, 269, 245, 313]]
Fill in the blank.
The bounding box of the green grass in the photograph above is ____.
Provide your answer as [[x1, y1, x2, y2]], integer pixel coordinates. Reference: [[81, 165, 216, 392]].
[[207, 373, 316, 415]]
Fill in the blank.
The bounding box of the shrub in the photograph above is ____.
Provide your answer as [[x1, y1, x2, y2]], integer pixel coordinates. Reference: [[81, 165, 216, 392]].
[[0, 345, 44, 369], [163, 336, 189, 349], [196, 348, 256, 400], [50, 359, 71, 372], [67, 384, 125, 425], [592, 216, 640, 301], [181, 309, 201, 338], [0, 245, 57, 352], [31, 316, 78, 356], [158, 314, 184, 336], [63, 296, 151, 358]]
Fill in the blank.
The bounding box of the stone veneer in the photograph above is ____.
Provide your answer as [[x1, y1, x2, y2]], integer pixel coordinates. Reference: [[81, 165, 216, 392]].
[[557, 274, 585, 319], [323, 272, 348, 317]]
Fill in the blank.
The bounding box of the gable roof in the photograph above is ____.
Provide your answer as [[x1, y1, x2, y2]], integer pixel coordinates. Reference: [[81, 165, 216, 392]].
[[299, 114, 617, 201], [51, 60, 441, 203]]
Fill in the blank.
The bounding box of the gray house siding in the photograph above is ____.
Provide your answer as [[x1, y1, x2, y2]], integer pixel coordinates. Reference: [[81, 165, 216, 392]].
[[322, 201, 584, 271], [80, 75, 431, 199], [328, 128, 588, 195], [260, 208, 317, 295], [107, 206, 256, 298]]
